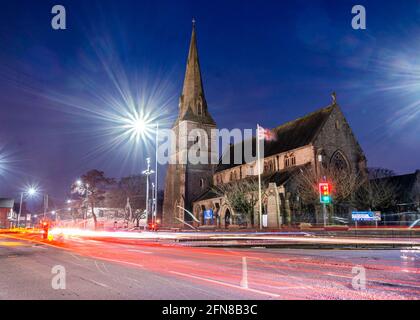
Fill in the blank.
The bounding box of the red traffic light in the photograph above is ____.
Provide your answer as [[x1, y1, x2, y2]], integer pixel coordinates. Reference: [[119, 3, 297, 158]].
[[319, 183, 332, 204]]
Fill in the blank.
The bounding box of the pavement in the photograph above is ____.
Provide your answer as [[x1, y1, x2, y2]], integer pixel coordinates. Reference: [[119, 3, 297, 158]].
[[0, 232, 419, 300]]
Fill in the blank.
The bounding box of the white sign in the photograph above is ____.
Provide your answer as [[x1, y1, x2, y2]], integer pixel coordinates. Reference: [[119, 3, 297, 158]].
[[352, 211, 381, 222], [262, 214, 268, 228]]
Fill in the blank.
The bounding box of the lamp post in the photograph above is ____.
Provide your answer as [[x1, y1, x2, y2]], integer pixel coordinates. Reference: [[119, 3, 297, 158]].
[[153, 123, 159, 226], [75, 179, 90, 227], [17, 187, 38, 228], [123, 115, 160, 227], [142, 158, 155, 225]]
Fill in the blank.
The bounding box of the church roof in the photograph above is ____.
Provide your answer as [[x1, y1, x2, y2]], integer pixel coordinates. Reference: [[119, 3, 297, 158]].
[[194, 166, 303, 202], [176, 22, 216, 126], [216, 104, 336, 173], [0, 198, 14, 209]]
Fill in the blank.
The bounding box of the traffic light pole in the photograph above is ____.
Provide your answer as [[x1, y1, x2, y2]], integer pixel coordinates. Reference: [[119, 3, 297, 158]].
[[323, 203, 327, 228]]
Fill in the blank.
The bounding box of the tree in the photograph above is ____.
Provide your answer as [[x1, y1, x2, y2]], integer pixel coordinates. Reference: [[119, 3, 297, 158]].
[[354, 177, 397, 212], [291, 166, 364, 206], [290, 166, 365, 223], [72, 170, 115, 229], [368, 167, 396, 180], [107, 175, 147, 223], [212, 179, 260, 227]]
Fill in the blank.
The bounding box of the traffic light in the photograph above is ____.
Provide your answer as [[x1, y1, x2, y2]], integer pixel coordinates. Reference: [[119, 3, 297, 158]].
[[319, 183, 332, 204], [41, 221, 49, 240]]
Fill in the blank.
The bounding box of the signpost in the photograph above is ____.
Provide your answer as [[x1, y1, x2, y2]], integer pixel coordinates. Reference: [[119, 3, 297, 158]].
[[204, 209, 214, 224], [352, 211, 381, 228]]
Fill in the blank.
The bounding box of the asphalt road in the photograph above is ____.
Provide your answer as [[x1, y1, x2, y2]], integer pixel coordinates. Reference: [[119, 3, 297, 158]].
[[0, 234, 419, 300]]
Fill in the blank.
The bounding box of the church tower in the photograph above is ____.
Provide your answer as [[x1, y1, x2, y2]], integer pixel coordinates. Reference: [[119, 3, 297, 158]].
[[162, 21, 217, 227]]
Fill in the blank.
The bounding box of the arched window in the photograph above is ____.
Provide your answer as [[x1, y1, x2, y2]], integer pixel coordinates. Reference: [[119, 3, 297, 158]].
[[330, 150, 350, 177], [284, 153, 296, 168], [197, 97, 203, 116], [335, 120, 341, 130], [199, 178, 205, 189]]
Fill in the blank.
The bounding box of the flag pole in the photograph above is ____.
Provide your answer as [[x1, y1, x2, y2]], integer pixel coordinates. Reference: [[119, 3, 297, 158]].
[[257, 124, 263, 230]]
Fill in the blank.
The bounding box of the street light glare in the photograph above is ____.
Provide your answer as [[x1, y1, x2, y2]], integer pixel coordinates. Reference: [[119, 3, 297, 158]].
[[27, 187, 37, 196], [132, 118, 147, 135], [125, 114, 152, 143]]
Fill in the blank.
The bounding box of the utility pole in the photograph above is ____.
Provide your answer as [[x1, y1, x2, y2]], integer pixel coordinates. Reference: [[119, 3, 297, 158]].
[[154, 123, 159, 225], [43, 194, 48, 218], [17, 192, 23, 228], [152, 183, 155, 223], [142, 158, 154, 225], [257, 124, 263, 230]]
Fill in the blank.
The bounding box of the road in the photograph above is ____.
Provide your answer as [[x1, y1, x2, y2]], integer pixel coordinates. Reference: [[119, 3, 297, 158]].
[[0, 233, 419, 300]]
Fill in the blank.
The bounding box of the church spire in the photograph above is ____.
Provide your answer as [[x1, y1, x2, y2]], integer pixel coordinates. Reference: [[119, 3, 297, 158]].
[[178, 20, 215, 125]]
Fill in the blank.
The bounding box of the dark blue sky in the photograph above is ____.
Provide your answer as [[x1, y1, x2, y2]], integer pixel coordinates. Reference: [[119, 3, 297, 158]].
[[0, 0, 419, 200]]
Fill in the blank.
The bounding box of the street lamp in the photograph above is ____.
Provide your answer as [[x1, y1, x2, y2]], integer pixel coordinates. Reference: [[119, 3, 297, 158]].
[[74, 179, 90, 228], [142, 157, 155, 225], [17, 186, 39, 228], [124, 115, 160, 227]]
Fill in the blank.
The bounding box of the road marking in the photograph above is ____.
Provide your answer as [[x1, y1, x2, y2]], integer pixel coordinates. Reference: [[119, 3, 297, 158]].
[[240, 257, 248, 289], [127, 249, 153, 254], [169, 271, 280, 298], [82, 277, 109, 288], [326, 273, 420, 289], [94, 260, 108, 275], [32, 245, 48, 249], [0, 241, 27, 247], [93, 256, 144, 269]]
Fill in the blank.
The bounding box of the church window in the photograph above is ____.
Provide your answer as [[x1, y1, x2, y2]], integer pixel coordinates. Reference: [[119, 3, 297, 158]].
[[197, 98, 203, 116], [330, 151, 350, 178], [284, 153, 296, 168], [335, 120, 341, 130], [200, 178, 205, 189]]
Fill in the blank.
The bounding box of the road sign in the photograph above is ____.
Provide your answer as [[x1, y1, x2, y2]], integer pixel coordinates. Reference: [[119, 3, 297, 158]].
[[204, 209, 213, 220], [352, 211, 381, 222]]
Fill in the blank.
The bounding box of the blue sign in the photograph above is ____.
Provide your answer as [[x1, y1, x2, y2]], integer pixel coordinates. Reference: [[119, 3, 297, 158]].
[[352, 211, 381, 222], [204, 209, 214, 220]]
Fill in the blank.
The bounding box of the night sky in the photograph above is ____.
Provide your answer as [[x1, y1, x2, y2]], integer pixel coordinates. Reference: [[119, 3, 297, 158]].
[[0, 0, 419, 201]]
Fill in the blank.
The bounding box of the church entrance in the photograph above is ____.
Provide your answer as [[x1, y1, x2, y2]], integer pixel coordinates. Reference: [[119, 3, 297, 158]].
[[225, 209, 231, 228]]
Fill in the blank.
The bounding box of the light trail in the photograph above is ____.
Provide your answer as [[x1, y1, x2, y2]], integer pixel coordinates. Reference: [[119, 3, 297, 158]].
[[48, 227, 420, 248], [2, 231, 419, 299]]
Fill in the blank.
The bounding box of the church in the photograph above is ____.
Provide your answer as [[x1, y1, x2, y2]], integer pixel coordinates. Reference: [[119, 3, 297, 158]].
[[162, 23, 367, 229]]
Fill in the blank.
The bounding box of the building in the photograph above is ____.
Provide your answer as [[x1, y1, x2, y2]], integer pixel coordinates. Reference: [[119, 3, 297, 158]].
[[375, 170, 420, 225], [0, 198, 15, 229], [162, 22, 217, 226], [162, 23, 367, 228], [193, 102, 367, 228]]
